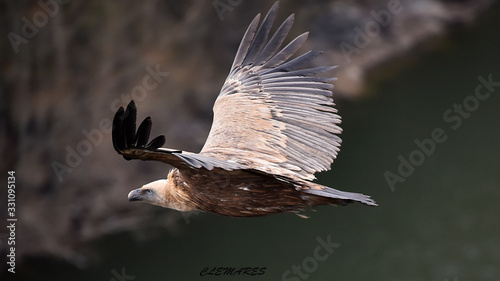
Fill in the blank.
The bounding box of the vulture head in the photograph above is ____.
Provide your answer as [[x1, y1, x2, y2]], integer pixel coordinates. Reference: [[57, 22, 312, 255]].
[[127, 178, 196, 212]]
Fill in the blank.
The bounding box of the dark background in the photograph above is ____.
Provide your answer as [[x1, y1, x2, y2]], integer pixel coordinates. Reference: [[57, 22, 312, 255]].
[[1, 0, 499, 280]]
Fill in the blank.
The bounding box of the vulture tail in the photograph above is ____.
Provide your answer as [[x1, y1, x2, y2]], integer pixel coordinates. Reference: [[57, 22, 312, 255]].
[[302, 182, 377, 207]]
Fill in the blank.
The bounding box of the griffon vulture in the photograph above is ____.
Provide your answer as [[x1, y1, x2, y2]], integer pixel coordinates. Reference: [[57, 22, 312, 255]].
[[112, 2, 377, 217]]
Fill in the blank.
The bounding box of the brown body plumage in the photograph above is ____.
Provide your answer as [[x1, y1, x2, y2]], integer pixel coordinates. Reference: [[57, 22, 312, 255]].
[[113, 2, 377, 217], [169, 168, 349, 217]]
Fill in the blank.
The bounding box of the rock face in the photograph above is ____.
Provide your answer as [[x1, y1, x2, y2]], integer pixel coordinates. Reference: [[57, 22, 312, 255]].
[[1, 0, 495, 264]]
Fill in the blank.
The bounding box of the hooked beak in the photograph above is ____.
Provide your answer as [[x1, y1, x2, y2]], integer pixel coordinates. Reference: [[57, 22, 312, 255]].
[[128, 188, 142, 202]]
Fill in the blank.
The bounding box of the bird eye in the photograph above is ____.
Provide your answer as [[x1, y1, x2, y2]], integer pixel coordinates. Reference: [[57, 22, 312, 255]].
[[145, 189, 153, 195]]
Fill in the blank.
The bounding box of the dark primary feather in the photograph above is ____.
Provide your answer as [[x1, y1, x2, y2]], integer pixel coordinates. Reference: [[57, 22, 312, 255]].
[[231, 14, 260, 70], [112, 101, 243, 171], [241, 1, 278, 66], [135, 117, 152, 147], [253, 14, 294, 66], [261, 32, 308, 69], [112, 101, 165, 152]]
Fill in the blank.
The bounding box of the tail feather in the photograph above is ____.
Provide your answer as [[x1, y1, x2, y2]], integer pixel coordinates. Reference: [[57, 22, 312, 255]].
[[302, 182, 377, 206]]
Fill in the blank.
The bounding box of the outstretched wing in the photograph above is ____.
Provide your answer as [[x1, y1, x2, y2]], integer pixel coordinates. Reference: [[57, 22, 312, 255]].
[[200, 2, 341, 181], [112, 101, 243, 171]]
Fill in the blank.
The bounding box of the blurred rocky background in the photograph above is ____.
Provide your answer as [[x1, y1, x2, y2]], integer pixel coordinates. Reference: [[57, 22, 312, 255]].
[[0, 0, 497, 268]]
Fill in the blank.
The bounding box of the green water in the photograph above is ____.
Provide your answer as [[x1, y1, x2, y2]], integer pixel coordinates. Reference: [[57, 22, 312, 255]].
[[13, 6, 500, 281]]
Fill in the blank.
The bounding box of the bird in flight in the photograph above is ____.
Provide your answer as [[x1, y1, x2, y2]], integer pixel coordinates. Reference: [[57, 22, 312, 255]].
[[112, 2, 376, 217]]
